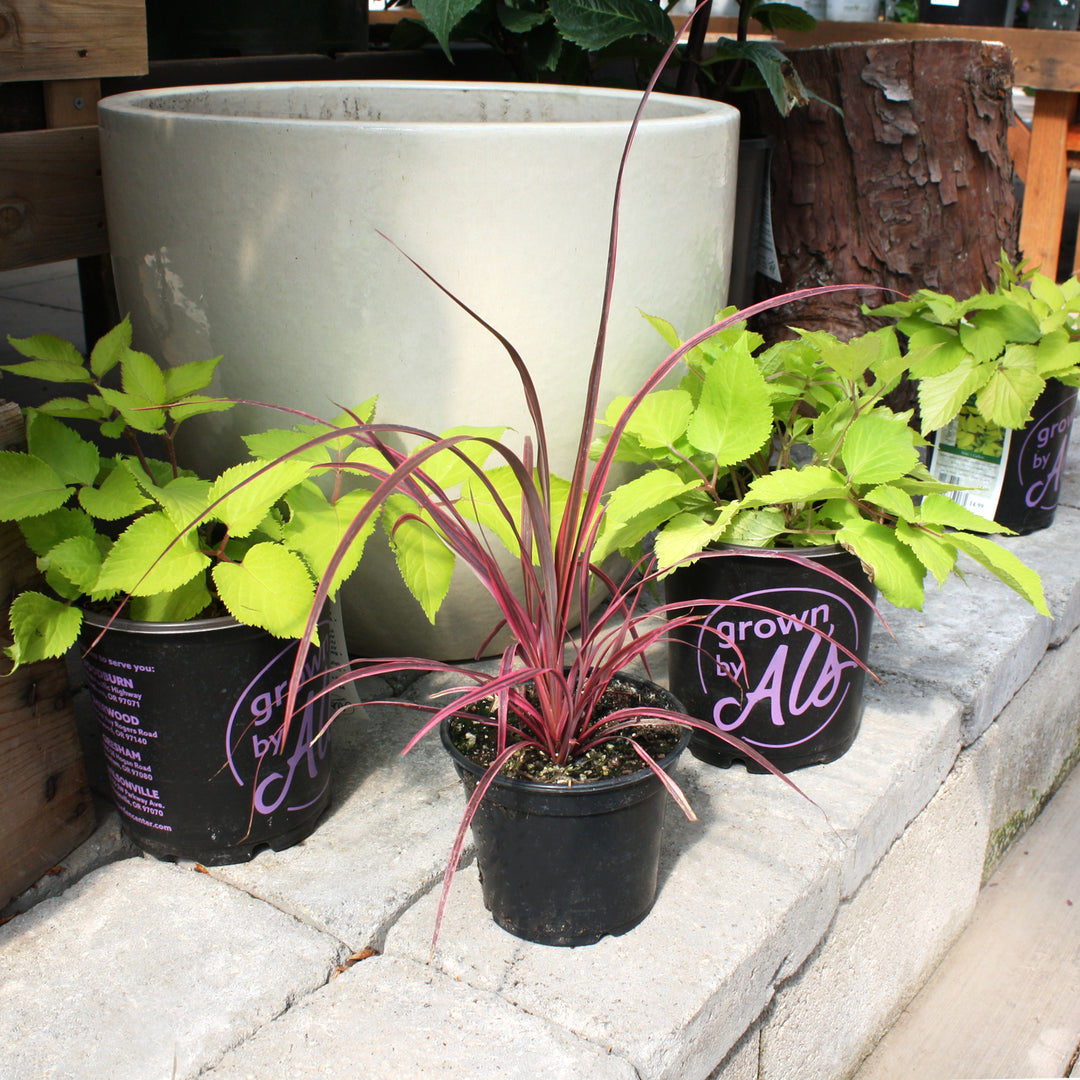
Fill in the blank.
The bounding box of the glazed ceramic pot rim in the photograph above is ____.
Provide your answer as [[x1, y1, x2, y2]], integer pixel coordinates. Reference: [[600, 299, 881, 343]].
[[98, 80, 739, 133]]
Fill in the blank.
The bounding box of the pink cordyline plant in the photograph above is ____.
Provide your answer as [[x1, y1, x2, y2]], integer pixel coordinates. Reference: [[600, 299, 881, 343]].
[[146, 3, 879, 942]]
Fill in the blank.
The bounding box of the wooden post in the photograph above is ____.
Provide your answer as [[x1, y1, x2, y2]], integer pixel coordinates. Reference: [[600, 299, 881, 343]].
[[756, 39, 1019, 341]]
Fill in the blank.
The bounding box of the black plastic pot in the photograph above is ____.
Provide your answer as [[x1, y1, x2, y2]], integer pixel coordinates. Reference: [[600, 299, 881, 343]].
[[80, 611, 332, 864], [993, 380, 1078, 534], [665, 547, 877, 773], [930, 379, 1078, 535], [441, 678, 689, 946]]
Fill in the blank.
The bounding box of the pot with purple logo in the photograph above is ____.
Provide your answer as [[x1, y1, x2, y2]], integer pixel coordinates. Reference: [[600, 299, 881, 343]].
[[80, 611, 333, 864], [665, 546, 877, 772], [930, 379, 1078, 535]]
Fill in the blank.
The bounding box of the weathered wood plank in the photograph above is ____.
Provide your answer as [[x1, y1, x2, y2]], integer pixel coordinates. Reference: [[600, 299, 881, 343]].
[[1019, 90, 1075, 276], [0, 125, 107, 271], [853, 761, 1080, 1079], [0, 0, 147, 83], [0, 401, 94, 909]]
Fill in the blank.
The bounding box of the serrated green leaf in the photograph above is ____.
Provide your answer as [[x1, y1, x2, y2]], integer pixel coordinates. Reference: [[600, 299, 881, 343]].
[[412, 0, 485, 56], [0, 451, 71, 520], [213, 544, 316, 638], [384, 499, 455, 623], [864, 484, 917, 522], [3, 333, 91, 383], [78, 462, 154, 521], [147, 475, 212, 532], [208, 459, 313, 538], [41, 535, 105, 593], [89, 317, 132, 378], [603, 469, 700, 528], [895, 519, 957, 586], [283, 483, 375, 594], [917, 356, 993, 434], [653, 508, 739, 572], [841, 412, 920, 486], [741, 465, 849, 509], [622, 390, 694, 450], [549, 0, 671, 50], [120, 348, 168, 407], [917, 492, 1012, 533], [18, 507, 97, 557], [5, 591, 82, 668], [94, 512, 209, 597], [716, 507, 787, 547], [497, 1, 550, 31], [686, 347, 772, 466], [161, 356, 221, 400], [35, 396, 112, 422], [973, 362, 1045, 429], [949, 532, 1048, 615], [25, 410, 100, 488], [837, 519, 927, 610], [416, 426, 503, 488], [97, 385, 166, 433], [128, 573, 213, 622], [970, 302, 1042, 345], [167, 396, 235, 424]]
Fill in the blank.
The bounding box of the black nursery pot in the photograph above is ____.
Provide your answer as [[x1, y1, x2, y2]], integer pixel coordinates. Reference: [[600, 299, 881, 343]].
[[665, 547, 877, 773], [441, 678, 690, 947], [80, 612, 332, 865], [994, 380, 1078, 535]]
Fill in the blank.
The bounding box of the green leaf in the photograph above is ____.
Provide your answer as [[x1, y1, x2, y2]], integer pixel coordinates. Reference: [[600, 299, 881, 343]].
[[415, 426, 503, 488], [917, 493, 1011, 534], [384, 498, 455, 624], [621, 390, 693, 450], [212, 544, 316, 638], [128, 573, 213, 622], [686, 347, 772, 466], [162, 356, 221, 400], [970, 302, 1042, 345], [864, 484, 917, 522], [208, 459, 313, 538], [282, 483, 375, 594], [121, 348, 168, 407], [841, 412, 920, 486], [42, 535, 105, 593], [3, 333, 91, 383], [717, 507, 787, 547], [94, 511, 209, 597], [19, 507, 97, 557], [36, 396, 113, 423], [497, 1, 550, 31], [97, 385, 166, 434], [973, 361, 1045, 429], [6, 591, 82, 668], [0, 451, 71, 520], [948, 532, 1048, 615], [143, 475, 211, 532], [78, 462, 154, 521], [603, 469, 700, 528], [917, 356, 993, 434], [957, 318, 1006, 364], [25, 411, 100, 488], [89, 317, 132, 378], [741, 465, 849, 509], [549, 0, 672, 51], [167, 396, 235, 424], [412, 0, 485, 56], [653, 508, 739, 572], [753, 2, 817, 31], [895, 520, 957, 586], [836, 519, 927, 610]]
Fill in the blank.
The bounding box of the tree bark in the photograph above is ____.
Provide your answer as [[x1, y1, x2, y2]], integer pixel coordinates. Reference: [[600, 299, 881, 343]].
[[756, 38, 1019, 342]]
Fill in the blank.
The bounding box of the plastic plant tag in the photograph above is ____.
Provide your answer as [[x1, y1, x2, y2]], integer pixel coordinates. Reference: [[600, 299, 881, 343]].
[[929, 405, 1011, 523]]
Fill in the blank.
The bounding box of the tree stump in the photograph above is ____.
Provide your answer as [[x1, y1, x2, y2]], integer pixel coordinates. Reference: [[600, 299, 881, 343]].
[[757, 38, 1019, 341]]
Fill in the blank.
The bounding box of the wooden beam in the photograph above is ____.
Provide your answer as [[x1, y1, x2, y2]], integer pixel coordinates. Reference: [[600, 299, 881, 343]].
[[0, 126, 107, 272], [1017, 91, 1076, 276], [0, 0, 147, 83]]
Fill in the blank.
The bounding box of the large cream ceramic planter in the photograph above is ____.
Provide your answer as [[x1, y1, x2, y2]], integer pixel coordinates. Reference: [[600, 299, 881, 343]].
[[98, 81, 740, 660]]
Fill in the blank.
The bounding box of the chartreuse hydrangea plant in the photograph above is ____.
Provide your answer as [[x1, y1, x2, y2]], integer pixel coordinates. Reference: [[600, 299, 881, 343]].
[[869, 256, 1080, 437], [590, 311, 1048, 614], [0, 317, 376, 669]]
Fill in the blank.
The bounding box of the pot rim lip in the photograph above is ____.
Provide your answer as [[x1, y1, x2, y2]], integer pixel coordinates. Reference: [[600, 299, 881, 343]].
[[439, 680, 691, 796], [97, 80, 740, 130], [81, 608, 245, 635], [700, 541, 854, 560]]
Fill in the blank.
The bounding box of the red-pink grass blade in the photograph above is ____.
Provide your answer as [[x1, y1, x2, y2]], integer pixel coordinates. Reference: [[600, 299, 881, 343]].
[[626, 738, 696, 821], [431, 740, 529, 953]]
